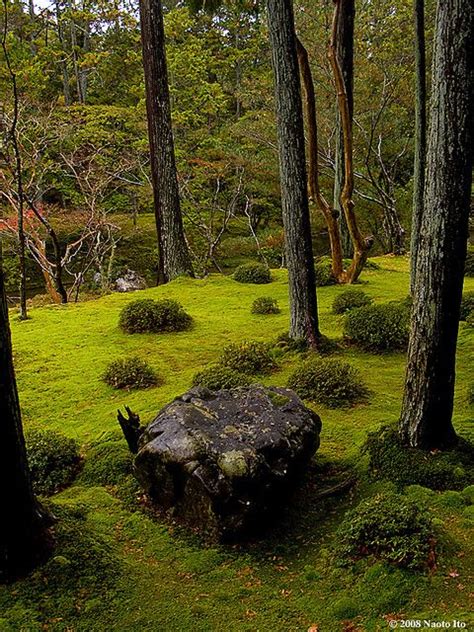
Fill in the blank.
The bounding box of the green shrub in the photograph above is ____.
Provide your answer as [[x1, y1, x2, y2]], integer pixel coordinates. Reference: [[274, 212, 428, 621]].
[[314, 258, 336, 287], [80, 437, 133, 487], [344, 303, 409, 351], [337, 492, 435, 570], [466, 311, 474, 327], [26, 429, 81, 496], [274, 331, 309, 353], [233, 262, 271, 284], [220, 340, 276, 375], [332, 289, 373, 314], [460, 291, 474, 320], [464, 246, 474, 276], [192, 365, 252, 390], [103, 356, 159, 390], [251, 296, 280, 314], [364, 425, 474, 490], [287, 356, 368, 408], [119, 298, 192, 334]]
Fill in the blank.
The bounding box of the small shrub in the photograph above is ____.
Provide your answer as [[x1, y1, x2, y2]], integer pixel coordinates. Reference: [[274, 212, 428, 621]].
[[252, 296, 280, 314], [314, 258, 336, 287], [364, 425, 474, 490], [332, 289, 373, 314], [119, 298, 192, 334], [80, 437, 133, 487], [344, 303, 409, 351], [103, 356, 159, 390], [287, 356, 368, 408], [220, 340, 276, 375], [337, 492, 435, 570], [192, 365, 252, 390], [464, 246, 474, 277], [460, 291, 474, 320], [26, 429, 81, 496], [466, 311, 474, 327], [233, 262, 271, 284], [274, 331, 309, 353]]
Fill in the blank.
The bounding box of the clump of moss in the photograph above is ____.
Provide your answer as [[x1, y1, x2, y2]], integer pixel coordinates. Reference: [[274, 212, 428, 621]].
[[332, 289, 373, 315], [364, 425, 474, 490], [337, 492, 435, 570], [26, 429, 81, 496], [192, 365, 252, 390], [344, 303, 409, 351], [119, 298, 192, 334], [220, 340, 276, 375], [102, 356, 159, 390], [251, 296, 280, 314], [80, 437, 133, 487], [460, 291, 474, 321], [233, 262, 271, 284], [287, 356, 368, 408]]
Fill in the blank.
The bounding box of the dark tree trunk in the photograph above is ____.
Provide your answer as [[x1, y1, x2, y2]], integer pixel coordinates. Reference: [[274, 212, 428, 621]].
[[139, 0, 194, 283], [399, 0, 473, 450], [333, 0, 355, 259], [266, 0, 321, 347], [410, 0, 427, 293], [0, 245, 49, 580]]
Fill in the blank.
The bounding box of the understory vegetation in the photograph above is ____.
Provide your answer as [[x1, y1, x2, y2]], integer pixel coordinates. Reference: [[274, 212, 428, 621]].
[[2, 258, 473, 631]]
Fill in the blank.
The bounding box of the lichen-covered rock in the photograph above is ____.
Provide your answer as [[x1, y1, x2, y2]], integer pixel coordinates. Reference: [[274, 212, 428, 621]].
[[134, 386, 321, 540]]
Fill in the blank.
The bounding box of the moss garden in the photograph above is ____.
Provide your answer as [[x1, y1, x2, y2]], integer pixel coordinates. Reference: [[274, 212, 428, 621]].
[[2, 257, 473, 632]]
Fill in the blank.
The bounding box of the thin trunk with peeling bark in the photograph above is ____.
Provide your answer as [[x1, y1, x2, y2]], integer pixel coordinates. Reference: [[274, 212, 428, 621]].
[[333, 0, 354, 259], [139, 0, 194, 283], [399, 0, 473, 450], [410, 0, 427, 293], [328, 0, 372, 283], [296, 37, 344, 282], [267, 0, 321, 347], [0, 245, 50, 580]]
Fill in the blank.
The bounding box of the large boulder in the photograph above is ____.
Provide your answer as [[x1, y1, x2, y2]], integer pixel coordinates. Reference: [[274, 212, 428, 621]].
[[134, 386, 321, 540]]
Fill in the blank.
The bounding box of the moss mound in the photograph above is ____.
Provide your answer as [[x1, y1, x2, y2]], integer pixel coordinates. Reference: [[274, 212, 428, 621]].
[[287, 356, 368, 408], [233, 262, 271, 284], [344, 303, 409, 351], [251, 296, 280, 314], [192, 365, 252, 390], [103, 356, 159, 390], [219, 340, 276, 375], [364, 425, 474, 490], [119, 298, 192, 334]]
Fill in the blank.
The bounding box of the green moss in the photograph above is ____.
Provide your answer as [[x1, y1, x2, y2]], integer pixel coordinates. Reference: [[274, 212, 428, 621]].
[[80, 436, 133, 487]]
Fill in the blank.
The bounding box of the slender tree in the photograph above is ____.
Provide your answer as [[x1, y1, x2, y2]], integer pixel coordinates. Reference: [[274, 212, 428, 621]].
[[399, 0, 473, 449], [333, 0, 354, 259], [139, 0, 194, 283], [0, 244, 50, 580], [410, 0, 427, 293], [266, 0, 321, 347]]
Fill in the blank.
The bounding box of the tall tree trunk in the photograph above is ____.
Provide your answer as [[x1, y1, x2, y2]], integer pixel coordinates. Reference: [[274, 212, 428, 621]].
[[296, 37, 344, 282], [0, 245, 49, 580], [410, 0, 427, 293], [1, 2, 28, 319], [55, 0, 72, 106], [266, 0, 321, 348], [333, 0, 355, 259], [139, 0, 194, 283], [399, 0, 473, 450], [328, 0, 371, 283]]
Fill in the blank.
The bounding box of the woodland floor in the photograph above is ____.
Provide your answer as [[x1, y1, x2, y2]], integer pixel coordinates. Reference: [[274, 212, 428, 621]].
[[1, 256, 473, 632]]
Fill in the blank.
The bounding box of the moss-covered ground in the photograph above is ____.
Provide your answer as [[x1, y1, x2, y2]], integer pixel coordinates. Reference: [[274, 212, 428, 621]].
[[1, 257, 473, 631]]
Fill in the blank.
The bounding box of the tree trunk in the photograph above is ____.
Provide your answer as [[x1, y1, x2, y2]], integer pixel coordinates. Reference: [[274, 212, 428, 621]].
[[296, 37, 344, 282], [410, 0, 427, 293], [399, 0, 473, 450], [266, 0, 321, 347], [139, 0, 194, 283], [0, 245, 50, 580], [333, 0, 355, 259]]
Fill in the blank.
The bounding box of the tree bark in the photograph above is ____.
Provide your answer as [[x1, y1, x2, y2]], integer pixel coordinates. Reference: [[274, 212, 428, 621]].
[[0, 244, 50, 580], [296, 37, 344, 282], [139, 0, 194, 283], [266, 0, 321, 347], [410, 0, 427, 293], [333, 0, 355, 259], [399, 0, 473, 450]]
